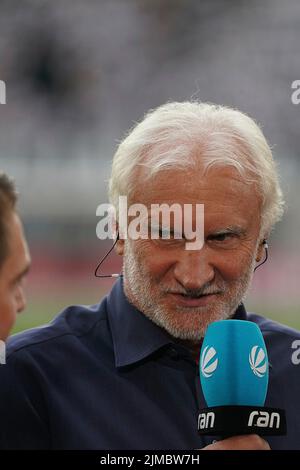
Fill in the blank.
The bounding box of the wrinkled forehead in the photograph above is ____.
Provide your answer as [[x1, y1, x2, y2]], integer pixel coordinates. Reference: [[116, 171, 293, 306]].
[[130, 164, 262, 209]]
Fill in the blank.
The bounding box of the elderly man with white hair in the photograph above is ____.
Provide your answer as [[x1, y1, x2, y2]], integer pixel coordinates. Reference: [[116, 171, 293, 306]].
[[0, 101, 299, 450]]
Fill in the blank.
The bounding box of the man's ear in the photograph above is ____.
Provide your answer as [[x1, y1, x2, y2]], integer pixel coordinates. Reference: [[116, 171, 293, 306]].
[[115, 238, 124, 256], [256, 237, 268, 262], [256, 243, 264, 263], [114, 222, 124, 256]]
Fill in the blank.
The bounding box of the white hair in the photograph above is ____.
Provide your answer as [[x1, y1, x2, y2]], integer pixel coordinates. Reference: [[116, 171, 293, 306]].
[[109, 101, 284, 235]]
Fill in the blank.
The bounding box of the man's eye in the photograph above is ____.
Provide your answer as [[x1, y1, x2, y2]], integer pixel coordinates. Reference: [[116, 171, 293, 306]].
[[211, 233, 234, 242], [150, 227, 185, 246], [215, 233, 229, 241], [159, 229, 175, 239], [151, 227, 174, 238]]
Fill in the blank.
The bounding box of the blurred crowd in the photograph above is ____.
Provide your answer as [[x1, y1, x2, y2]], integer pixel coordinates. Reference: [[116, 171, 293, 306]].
[[0, 0, 299, 327]]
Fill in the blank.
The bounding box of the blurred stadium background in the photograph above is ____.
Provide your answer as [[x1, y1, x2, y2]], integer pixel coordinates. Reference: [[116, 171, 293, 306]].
[[0, 0, 299, 334]]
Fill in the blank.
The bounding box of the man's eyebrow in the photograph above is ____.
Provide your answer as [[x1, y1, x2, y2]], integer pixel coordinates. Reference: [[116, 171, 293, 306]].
[[211, 226, 247, 235]]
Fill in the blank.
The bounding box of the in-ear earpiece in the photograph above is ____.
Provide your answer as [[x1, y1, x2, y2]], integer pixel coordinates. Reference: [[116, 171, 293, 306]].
[[94, 232, 123, 278], [254, 239, 269, 272]]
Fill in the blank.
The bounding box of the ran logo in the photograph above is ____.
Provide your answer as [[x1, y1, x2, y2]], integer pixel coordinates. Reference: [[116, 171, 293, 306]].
[[198, 412, 215, 430], [248, 410, 280, 429]]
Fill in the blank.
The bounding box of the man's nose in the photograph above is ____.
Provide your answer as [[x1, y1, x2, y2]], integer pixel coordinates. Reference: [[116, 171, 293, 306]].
[[173, 248, 215, 290], [16, 288, 27, 313]]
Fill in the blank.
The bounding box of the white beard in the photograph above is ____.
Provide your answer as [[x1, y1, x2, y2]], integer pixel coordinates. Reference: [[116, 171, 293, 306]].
[[122, 240, 256, 341]]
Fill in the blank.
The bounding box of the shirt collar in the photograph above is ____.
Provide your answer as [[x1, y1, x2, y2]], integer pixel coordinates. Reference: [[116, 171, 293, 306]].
[[107, 278, 174, 368], [106, 278, 248, 368], [232, 302, 248, 320]]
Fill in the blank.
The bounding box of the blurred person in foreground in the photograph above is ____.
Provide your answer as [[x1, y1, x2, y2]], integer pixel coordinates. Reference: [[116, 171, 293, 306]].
[[0, 172, 30, 341], [0, 102, 299, 450]]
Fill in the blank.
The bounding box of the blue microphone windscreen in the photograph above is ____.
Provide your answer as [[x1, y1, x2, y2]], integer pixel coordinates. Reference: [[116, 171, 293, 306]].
[[200, 319, 268, 407]]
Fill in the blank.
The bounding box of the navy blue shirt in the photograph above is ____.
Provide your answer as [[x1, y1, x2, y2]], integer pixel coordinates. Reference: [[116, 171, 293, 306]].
[[0, 278, 300, 449]]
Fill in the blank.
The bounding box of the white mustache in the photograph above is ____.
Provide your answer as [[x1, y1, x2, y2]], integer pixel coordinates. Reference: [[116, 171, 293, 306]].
[[165, 285, 226, 298]]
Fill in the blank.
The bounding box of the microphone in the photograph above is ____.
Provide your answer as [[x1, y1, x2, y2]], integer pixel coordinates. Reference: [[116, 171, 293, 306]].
[[198, 319, 286, 436]]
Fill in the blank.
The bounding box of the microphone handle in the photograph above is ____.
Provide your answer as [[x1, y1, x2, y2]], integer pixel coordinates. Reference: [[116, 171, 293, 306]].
[[198, 405, 286, 437]]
